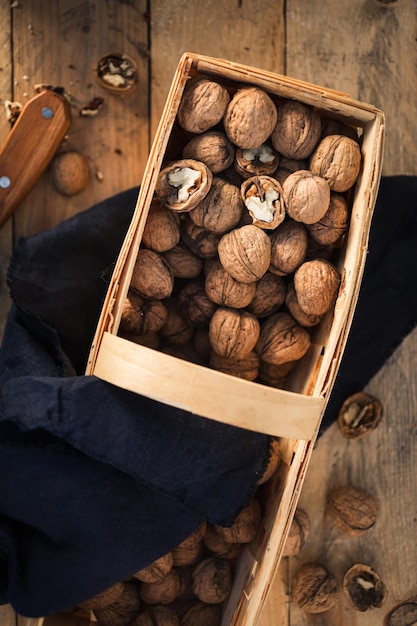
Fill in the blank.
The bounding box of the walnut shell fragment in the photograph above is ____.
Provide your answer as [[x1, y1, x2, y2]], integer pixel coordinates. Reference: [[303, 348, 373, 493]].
[[294, 259, 340, 316], [234, 143, 279, 179], [177, 75, 231, 134], [338, 391, 384, 439], [191, 558, 232, 604], [327, 485, 378, 535], [241, 175, 285, 229], [155, 159, 212, 212], [271, 100, 322, 159], [223, 86, 278, 149], [131, 249, 174, 300], [310, 134, 362, 192], [218, 224, 271, 283], [189, 177, 243, 234], [255, 312, 311, 366], [343, 563, 387, 612], [209, 307, 260, 359], [282, 508, 311, 557], [282, 169, 330, 225], [182, 130, 235, 173], [291, 562, 339, 614]]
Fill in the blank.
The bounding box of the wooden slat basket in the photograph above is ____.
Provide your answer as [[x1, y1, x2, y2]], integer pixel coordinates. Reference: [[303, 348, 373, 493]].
[[42, 53, 384, 626]]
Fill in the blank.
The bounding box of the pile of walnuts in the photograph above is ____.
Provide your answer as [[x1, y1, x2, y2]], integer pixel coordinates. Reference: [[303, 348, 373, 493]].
[[119, 73, 362, 390]]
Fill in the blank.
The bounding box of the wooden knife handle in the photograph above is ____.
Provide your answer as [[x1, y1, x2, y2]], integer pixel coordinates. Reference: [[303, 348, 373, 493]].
[[0, 90, 72, 228]]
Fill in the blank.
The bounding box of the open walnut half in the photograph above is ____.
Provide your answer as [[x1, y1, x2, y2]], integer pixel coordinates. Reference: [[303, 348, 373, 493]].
[[155, 158, 213, 212], [241, 175, 285, 230]]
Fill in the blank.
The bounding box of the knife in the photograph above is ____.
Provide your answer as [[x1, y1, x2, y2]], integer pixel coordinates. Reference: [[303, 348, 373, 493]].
[[0, 89, 72, 228]]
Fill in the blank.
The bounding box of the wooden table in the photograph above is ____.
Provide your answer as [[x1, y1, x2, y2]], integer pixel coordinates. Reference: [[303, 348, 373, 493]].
[[1, 2, 416, 625]]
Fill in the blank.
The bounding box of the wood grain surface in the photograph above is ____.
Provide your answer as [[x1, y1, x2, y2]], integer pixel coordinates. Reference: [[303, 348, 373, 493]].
[[0, 1, 416, 624]]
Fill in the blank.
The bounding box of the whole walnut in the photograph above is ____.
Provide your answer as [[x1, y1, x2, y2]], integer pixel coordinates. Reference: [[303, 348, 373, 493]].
[[131, 249, 174, 300], [173, 521, 207, 552], [246, 271, 286, 318], [218, 224, 271, 283], [202, 525, 243, 560], [234, 143, 279, 179], [258, 359, 298, 389], [285, 280, 324, 328], [189, 177, 243, 234], [155, 159, 213, 212], [273, 157, 308, 185], [210, 350, 260, 381], [139, 568, 186, 605], [171, 540, 204, 567], [133, 605, 180, 626], [142, 201, 181, 252], [306, 191, 350, 245], [223, 86, 278, 149], [271, 100, 322, 159], [134, 552, 174, 583], [159, 298, 194, 345], [205, 261, 257, 308], [209, 307, 260, 359], [181, 217, 221, 259], [293, 258, 340, 316], [78, 582, 125, 610], [241, 175, 285, 230], [214, 498, 261, 544], [282, 170, 330, 224], [51, 150, 90, 196], [257, 437, 281, 484], [179, 601, 223, 626], [321, 117, 359, 142], [177, 280, 217, 328], [327, 485, 378, 535], [177, 75, 231, 134], [282, 508, 311, 557], [291, 562, 339, 614], [162, 242, 203, 279], [255, 312, 311, 365], [182, 130, 235, 173], [93, 581, 141, 626], [269, 220, 308, 276], [120, 291, 168, 335], [309, 134, 362, 192], [191, 558, 233, 604]]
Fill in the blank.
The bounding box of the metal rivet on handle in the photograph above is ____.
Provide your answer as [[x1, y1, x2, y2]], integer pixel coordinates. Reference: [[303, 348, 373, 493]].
[[41, 106, 54, 119], [0, 176, 11, 188]]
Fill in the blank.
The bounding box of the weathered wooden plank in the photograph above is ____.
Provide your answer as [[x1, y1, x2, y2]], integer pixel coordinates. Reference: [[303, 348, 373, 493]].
[[285, 0, 417, 176], [10, 0, 149, 238], [0, 604, 17, 626], [150, 0, 285, 138]]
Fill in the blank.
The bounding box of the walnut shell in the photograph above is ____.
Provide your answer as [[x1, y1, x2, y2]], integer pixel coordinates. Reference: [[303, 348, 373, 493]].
[[306, 191, 350, 245], [269, 220, 308, 276], [246, 271, 286, 318], [177, 280, 217, 328], [241, 175, 285, 230], [120, 291, 168, 335], [139, 568, 186, 605], [285, 280, 324, 328], [255, 312, 311, 365], [282, 508, 310, 557], [191, 558, 232, 604], [131, 249, 174, 300], [327, 485, 378, 535], [133, 605, 180, 626], [210, 350, 260, 381], [159, 298, 194, 345], [155, 159, 213, 212], [177, 75, 231, 134], [342, 563, 387, 612], [189, 177, 243, 234], [214, 498, 261, 544], [182, 130, 235, 173], [234, 143, 279, 179], [93, 581, 141, 626], [134, 552, 174, 583], [162, 243, 203, 279], [271, 100, 322, 159], [142, 201, 181, 252], [174, 521, 207, 550], [205, 261, 257, 308], [337, 391, 384, 440], [293, 258, 340, 316], [209, 307, 260, 359], [282, 170, 330, 224], [223, 87, 278, 149], [171, 540, 204, 567], [78, 582, 125, 610], [383, 597, 417, 626], [258, 359, 298, 389], [292, 562, 339, 614], [202, 525, 243, 560], [181, 218, 221, 259], [51, 150, 90, 196], [180, 602, 223, 626], [309, 134, 362, 192], [273, 157, 309, 185], [218, 224, 271, 283], [321, 117, 359, 142]]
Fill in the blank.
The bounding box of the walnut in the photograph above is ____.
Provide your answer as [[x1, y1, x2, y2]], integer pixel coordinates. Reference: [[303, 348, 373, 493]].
[[218, 224, 271, 283], [139, 568, 186, 605], [132, 605, 180, 626], [173, 521, 207, 551], [209, 307, 260, 359], [182, 130, 235, 173], [271, 100, 322, 159], [291, 562, 339, 614], [134, 552, 174, 583], [203, 525, 243, 560], [306, 191, 350, 245], [210, 350, 260, 381], [258, 359, 298, 389], [191, 558, 232, 604], [309, 134, 362, 192], [131, 249, 174, 300], [285, 280, 324, 327], [327, 485, 378, 535], [51, 151, 90, 196], [255, 312, 311, 366], [269, 220, 308, 276], [189, 177, 243, 234], [125, 332, 160, 350], [257, 437, 281, 484], [282, 170, 330, 224], [180, 600, 223, 626], [214, 498, 262, 544], [177, 75, 231, 133], [273, 157, 308, 185], [282, 508, 310, 557], [241, 175, 285, 230], [338, 391, 384, 440], [321, 117, 359, 142], [293, 258, 340, 316], [205, 261, 256, 308], [78, 582, 125, 610], [223, 87, 278, 149], [93, 581, 141, 626], [159, 298, 194, 344], [342, 563, 387, 612], [120, 291, 168, 335], [246, 271, 286, 318], [181, 218, 221, 259], [155, 159, 213, 212], [384, 597, 417, 626], [177, 280, 217, 328], [162, 242, 203, 279], [234, 143, 279, 179], [142, 201, 181, 252], [171, 540, 204, 567]]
